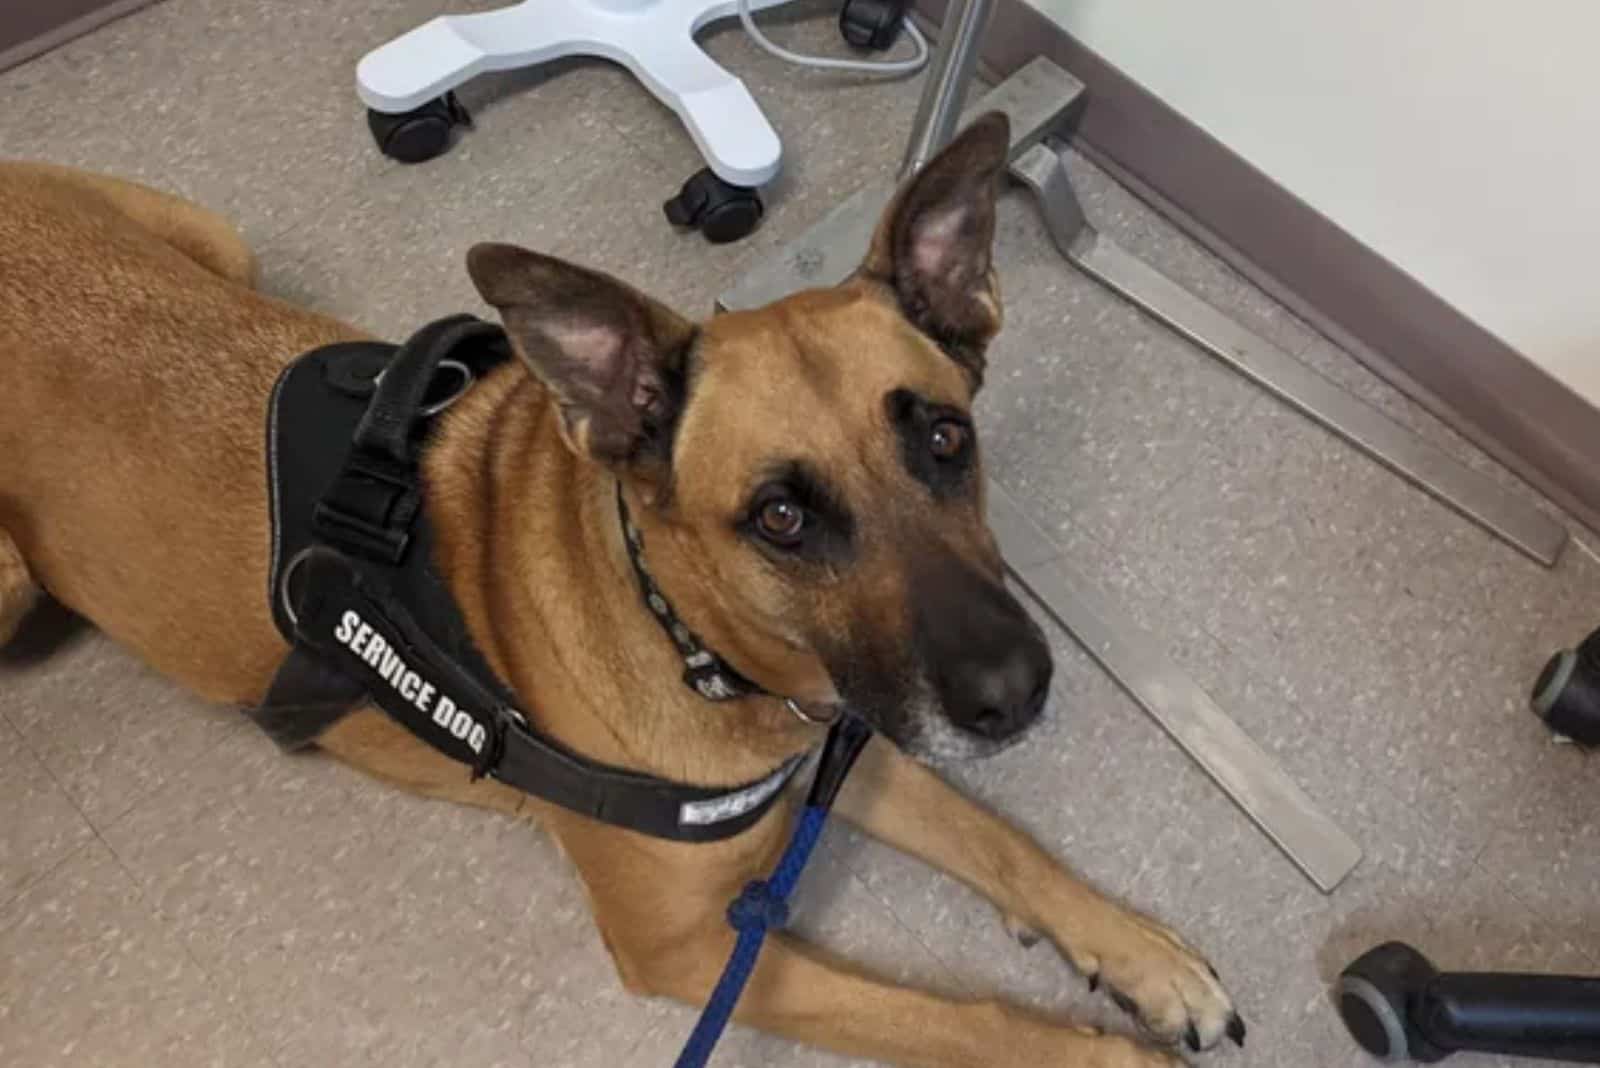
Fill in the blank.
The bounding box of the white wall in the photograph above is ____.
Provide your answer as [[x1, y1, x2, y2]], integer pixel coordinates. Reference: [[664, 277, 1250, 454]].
[[1024, 0, 1600, 406]]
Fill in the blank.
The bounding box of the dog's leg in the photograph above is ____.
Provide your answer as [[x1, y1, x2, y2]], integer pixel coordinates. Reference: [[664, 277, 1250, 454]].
[[835, 738, 1242, 1051], [0, 527, 39, 647], [588, 871, 1182, 1067]]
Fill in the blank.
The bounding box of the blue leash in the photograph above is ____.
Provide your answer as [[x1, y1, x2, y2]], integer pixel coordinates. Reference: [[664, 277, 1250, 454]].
[[673, 716, 873, 1068]]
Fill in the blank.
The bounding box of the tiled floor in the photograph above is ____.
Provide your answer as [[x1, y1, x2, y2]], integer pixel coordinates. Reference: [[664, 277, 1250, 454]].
[[3, 2, 1598, 1066]]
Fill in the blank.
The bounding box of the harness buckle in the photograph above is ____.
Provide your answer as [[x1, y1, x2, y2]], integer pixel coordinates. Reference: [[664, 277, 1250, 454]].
[[312, 456, 420, 565]]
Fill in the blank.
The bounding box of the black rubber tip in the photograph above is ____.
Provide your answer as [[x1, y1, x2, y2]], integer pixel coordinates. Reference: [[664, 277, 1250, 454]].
[[1336, 942, 1442, 1063], [1532, 649, 1573, 720], [1534, 632, 1600, 744], [1341, 992, 1395, 1058]]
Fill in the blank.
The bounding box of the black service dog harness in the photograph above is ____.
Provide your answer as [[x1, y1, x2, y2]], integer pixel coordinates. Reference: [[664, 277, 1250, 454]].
[[251, 315, 806, 842]]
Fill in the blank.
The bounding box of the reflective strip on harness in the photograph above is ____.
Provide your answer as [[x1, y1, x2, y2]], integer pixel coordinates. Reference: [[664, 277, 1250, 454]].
[[680, 762, 799, 827]]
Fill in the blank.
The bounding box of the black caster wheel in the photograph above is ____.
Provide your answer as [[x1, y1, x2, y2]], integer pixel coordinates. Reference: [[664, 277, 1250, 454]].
[[839, 0, 910, 51], [366, 92, 472, 164], [663, 168, 763, 244]]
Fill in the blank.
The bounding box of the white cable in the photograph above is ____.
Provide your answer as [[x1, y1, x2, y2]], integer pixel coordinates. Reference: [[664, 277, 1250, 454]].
[[736, 0, 930, 76]]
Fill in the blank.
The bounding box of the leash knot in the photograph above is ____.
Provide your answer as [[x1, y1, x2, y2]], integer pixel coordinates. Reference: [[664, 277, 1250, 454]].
[[727, 879, 790, 933]]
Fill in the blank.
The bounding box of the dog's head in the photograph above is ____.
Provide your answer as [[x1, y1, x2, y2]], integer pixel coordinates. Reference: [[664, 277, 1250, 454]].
[[467, 114, 1051, 761]]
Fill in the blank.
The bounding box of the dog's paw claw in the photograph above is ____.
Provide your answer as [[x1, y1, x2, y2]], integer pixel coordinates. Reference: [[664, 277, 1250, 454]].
[[1088, 972, 1100, 993], [1184, 1024, 1200, 1052], [1109, 990, 1139, 1017], [1003, 914, 1043, 950], [1227, 1013, 1247, 1047]]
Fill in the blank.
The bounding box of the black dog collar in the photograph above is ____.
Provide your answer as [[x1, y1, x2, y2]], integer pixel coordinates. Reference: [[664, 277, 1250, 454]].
[[618, 487, 839, 727], [618, 487, 768, 703], [252, 315, 809, 842]]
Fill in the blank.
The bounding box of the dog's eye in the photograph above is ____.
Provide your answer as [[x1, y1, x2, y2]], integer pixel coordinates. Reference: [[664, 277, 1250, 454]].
[[929, 419, 970, 461], [756, 496, 807, 546]]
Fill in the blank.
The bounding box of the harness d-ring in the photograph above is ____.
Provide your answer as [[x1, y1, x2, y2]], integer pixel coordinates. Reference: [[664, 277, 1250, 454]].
[[278, 547, 314, 629], [372, 358, 476, 417], [420, 359, 474, 416]]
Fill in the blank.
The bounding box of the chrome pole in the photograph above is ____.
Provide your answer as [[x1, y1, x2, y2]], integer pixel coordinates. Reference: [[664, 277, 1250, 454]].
[[899, 0, 996, 177]]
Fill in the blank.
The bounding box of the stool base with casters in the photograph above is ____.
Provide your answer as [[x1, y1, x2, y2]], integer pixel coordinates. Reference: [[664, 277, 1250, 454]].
[[356, 0, 800, 239]]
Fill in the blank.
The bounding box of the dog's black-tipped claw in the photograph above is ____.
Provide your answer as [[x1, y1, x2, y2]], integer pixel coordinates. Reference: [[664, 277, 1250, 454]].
[[1184, 1024, 1201, 1052], [1226, 1013, 1247, 1047], [1087, 972, 1100, 993], [1110, 990, 1139, 1017], [1207, 962, 1221, 981], [1015, 929, 1041, 950]]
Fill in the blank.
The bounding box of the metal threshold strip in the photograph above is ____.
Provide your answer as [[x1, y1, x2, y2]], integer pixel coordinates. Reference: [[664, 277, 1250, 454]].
[[986, 484, 1362, 892]]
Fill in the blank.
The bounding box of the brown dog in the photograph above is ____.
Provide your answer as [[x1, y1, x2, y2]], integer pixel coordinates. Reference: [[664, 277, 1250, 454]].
[[0, 115, 1239, 1066]]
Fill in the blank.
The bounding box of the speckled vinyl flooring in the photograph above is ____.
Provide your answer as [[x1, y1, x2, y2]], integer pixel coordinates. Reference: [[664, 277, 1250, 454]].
[[3, 2, 1598, 1065]]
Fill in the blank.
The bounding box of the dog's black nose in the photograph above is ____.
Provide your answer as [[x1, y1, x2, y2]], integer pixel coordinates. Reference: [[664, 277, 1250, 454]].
[[951, 641, 1053, 741], [910, 550, 1055, 748]]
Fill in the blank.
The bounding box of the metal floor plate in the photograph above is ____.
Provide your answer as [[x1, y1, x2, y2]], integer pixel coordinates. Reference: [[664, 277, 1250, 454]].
[[991, 484, 1363, 893]]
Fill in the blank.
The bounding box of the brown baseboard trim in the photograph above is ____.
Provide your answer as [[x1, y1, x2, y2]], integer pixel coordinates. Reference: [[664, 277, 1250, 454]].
[[0, 0, 158, 75], [918, 0, 1600, 539]]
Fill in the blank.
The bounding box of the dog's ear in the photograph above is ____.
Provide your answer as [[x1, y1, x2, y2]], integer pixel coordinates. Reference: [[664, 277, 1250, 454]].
[[467, 243, 694, 484], [860, 111, 1008, 387]]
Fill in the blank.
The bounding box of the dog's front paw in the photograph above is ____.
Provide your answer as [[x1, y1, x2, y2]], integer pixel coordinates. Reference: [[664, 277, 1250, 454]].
[[1055, 907, 1244, 1053]]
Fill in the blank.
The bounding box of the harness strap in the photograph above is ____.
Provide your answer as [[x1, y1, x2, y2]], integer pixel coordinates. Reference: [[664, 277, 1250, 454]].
[[277, 545, 810, 842], [673, 717, 873, 1067], [353, 314, 506, 466], [253, 645, 367, 750], [313, 315, 508, 565]]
